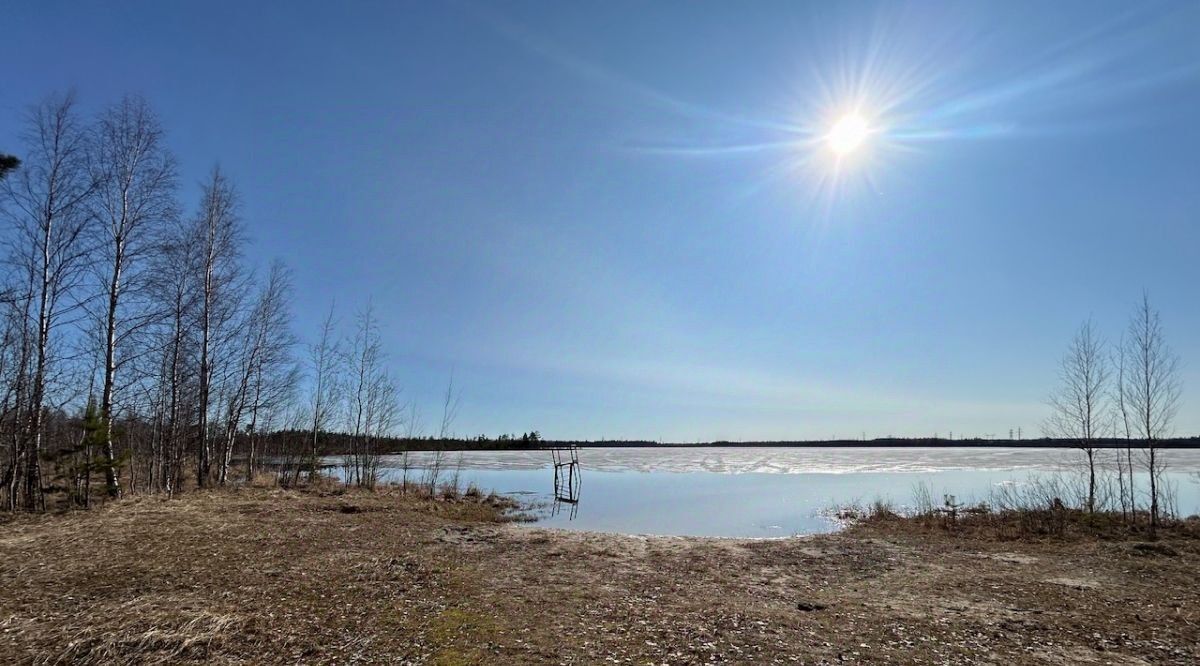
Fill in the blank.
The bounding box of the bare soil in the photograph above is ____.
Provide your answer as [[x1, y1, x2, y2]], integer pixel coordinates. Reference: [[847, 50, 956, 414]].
[[1, 488, 1197, 664]]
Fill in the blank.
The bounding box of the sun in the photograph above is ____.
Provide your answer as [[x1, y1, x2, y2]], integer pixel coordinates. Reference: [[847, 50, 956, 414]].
[[826, 113, 871, 156]]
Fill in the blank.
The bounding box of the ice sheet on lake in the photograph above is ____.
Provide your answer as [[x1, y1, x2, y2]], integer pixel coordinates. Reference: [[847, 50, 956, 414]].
[[366, 446, 1200, 475]]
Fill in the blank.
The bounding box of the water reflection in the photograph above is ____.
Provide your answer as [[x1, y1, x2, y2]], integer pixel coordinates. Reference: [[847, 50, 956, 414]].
[[550, 495, 580, 520]]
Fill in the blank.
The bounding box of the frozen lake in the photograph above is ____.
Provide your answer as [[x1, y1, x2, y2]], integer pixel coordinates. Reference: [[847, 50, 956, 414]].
[[334, 447, 1200, 537]]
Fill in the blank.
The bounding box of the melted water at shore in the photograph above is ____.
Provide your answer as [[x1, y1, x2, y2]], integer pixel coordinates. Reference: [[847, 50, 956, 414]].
[[331, 447, 1200, 537]]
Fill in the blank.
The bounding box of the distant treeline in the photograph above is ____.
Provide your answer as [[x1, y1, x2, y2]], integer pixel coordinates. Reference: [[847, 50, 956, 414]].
[[265, 432, 1200, 454], [262, 430, 552, 454], [671, 437, 1200, 449]]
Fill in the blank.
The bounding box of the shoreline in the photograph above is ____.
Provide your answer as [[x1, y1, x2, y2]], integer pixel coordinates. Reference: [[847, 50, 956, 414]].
[[3, 488, 1197, 664]]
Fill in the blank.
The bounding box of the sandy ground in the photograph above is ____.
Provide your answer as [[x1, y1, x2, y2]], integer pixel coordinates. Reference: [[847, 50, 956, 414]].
[[1, 488, 1197, 665]]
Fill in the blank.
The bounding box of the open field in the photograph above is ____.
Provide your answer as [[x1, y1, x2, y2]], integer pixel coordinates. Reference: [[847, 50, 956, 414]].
[[2, 488, 1198, 665]]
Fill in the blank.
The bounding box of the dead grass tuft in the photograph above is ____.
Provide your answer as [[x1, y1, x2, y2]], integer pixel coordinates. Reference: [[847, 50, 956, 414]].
[[854, 503, 1200, 545], [56, 607, 246, 665]]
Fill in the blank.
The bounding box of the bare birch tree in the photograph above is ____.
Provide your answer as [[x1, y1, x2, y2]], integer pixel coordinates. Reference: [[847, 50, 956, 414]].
[[1112, 337, 1136, 521], [89, 95, 178, 497], [144, 219, 201, 496], [190, 168, 244, 487], [242, 263, 299, 482], [400, 401, 422, 489], [343, 301, 400, 488], [1044, 319, 1109, 512], [0, 299, 33, 509], [425, 372, 461, 492], [306, 302, 341, 480], [217, 261, 295, 484], [1123, 293, 1181, 536], [0, 93, 97, 510]]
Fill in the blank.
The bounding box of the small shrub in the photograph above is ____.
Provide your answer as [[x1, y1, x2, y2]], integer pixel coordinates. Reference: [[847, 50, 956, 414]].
[[867, 498, 899, 521]]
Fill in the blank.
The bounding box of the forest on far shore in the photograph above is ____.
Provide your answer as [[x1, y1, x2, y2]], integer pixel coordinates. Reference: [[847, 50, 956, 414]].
[[261, 431, 1200, 453]]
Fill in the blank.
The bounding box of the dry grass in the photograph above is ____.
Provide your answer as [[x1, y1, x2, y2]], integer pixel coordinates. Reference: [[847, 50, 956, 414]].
[[859, 503, 1200, 543], [55, 606, 244, 665], [0, 488, 514, 665], [2, 488, 1198, 664]]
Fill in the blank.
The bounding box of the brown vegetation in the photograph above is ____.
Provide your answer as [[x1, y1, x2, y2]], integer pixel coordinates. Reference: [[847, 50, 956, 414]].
[[2, 488, 1197, 665]]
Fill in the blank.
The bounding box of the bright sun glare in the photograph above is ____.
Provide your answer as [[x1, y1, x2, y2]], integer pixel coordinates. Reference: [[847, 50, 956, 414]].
[[826, 113, 870, 156]]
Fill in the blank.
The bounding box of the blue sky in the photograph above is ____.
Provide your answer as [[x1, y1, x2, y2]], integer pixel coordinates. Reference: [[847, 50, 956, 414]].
[[3, 1, 1197, 440]]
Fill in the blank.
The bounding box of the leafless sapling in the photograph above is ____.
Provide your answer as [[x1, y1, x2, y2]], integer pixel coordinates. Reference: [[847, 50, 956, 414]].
[[1044, 319, 1109, 512], [1122, 293, 1181, 536]]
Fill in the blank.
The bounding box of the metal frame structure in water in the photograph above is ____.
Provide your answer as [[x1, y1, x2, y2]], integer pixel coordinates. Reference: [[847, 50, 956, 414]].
[[550, 444, 581, 514]]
